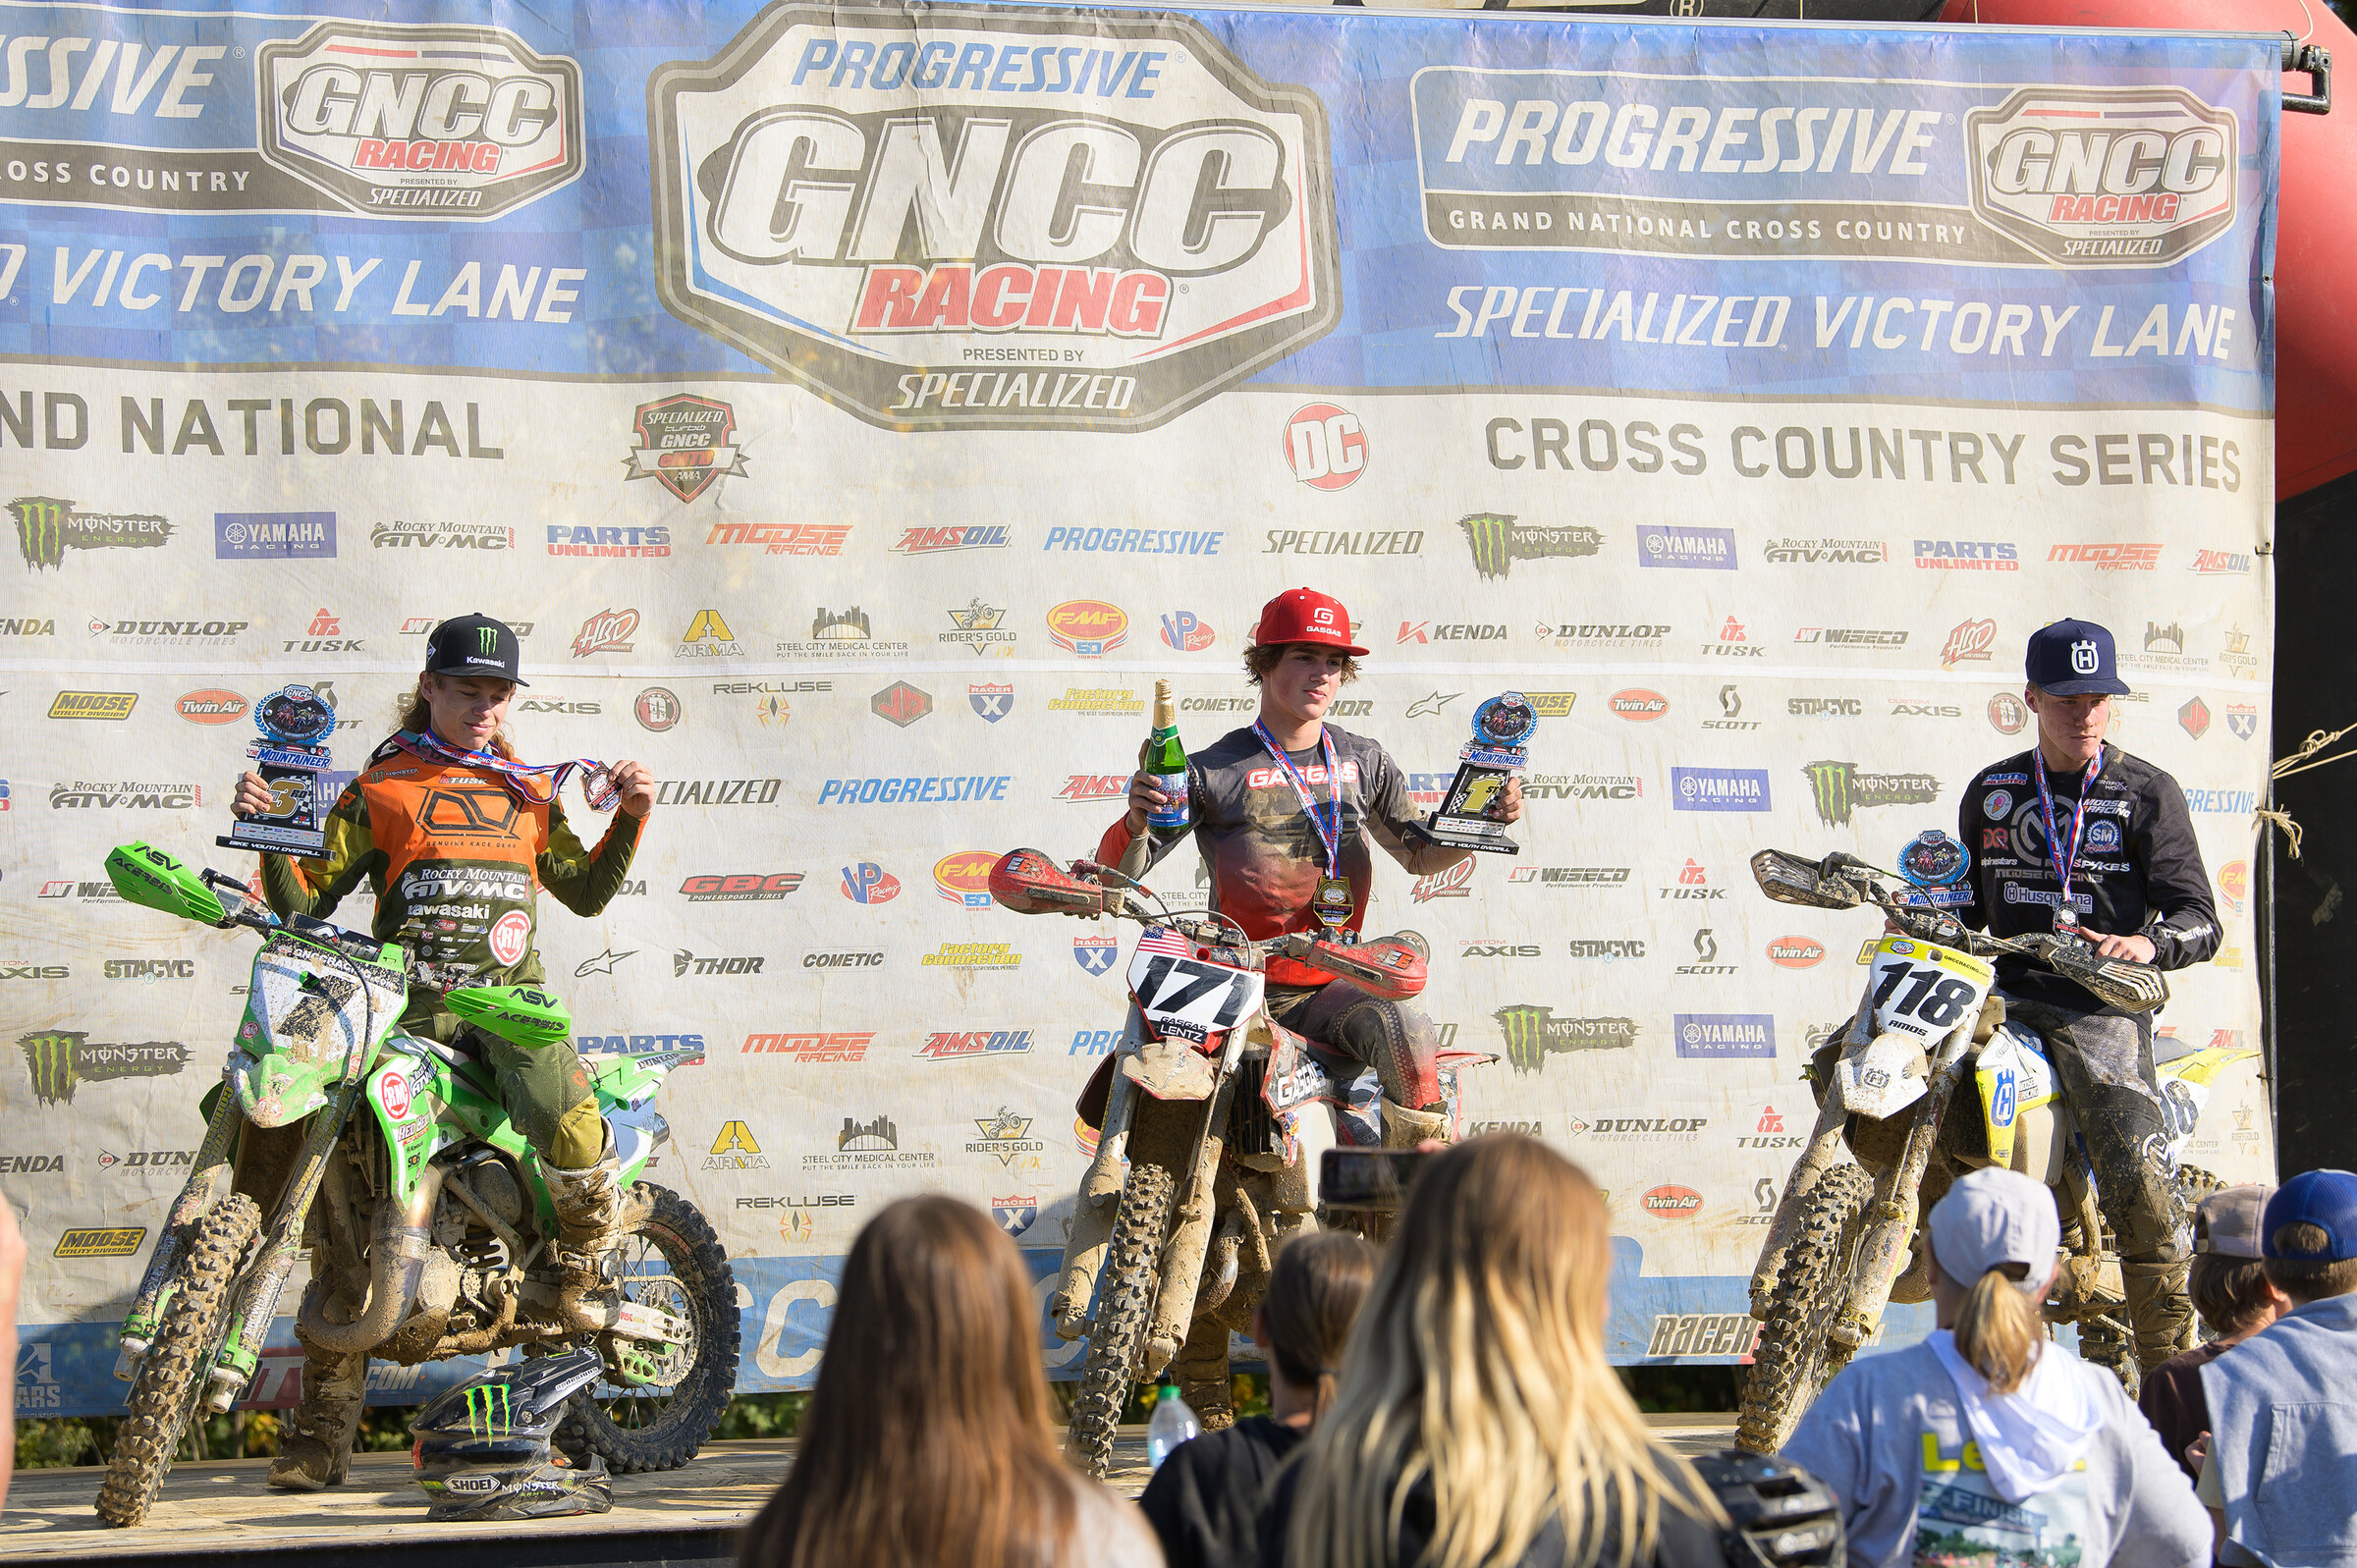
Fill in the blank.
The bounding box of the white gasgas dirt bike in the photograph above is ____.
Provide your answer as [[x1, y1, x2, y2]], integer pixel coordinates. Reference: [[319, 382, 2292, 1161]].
[[988, 849, 1493, 1477], [89, 842, 737, 1527], [1735, 846, 2246, 1453]]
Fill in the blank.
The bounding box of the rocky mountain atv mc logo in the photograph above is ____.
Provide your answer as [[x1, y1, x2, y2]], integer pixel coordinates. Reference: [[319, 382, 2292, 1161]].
[[1964, 85, 2237, 268], [646, 3, 1340, 433], [256, 22, 585, 220]]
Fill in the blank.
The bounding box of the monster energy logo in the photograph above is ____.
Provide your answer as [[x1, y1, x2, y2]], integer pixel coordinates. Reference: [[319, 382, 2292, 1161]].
[[1492, 1006, 1640, 1076], [1799, 761, 1942, 828], [1457, 513, 1604, 580], [464, 1381, 515, 1435], [10, 497, 171, 570], [19, 1031, 192, 1105], [477, 627, 497, 655]]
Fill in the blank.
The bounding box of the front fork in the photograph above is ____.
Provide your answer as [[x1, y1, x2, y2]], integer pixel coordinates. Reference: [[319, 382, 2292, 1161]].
[[114, 1088, 244, 1378], [1052, 1010, 1147, 1336], [1832, 1031, 1973, 1349], [205, 1091, 359, 1411], [1749, 1000, 1868, 1317]]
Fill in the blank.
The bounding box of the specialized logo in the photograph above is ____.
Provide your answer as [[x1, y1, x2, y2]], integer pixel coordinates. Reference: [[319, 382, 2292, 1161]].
[[623, 394, 749, 504], [1284, 404, 1366, 490], [1801, 760, 1940, 828], [933, 850, 999, 908], [970, 681, 1015, 722], [20, 1031, 191, 1105], [871, 680, 933, 728], [1492, 1006, 1639, 1075], [1160, 611, 1214, 653], [1674, 1014, 1775, 1059], [943, 600, 1016, 655], [1965, 85, 2237, 268], [11, 497, 170, 570], [647, 4, 1341, 433], [571, 608, 638, 658], [1046, 600, 1126, 657], [1451, 511, 1604, 580], [1941, 619, 1997, 670], [841, 862, 902, 903], [258, 22, 584, 219]]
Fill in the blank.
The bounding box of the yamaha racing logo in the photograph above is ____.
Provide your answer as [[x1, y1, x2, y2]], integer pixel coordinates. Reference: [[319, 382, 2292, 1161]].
[[1965, 86, 2236, 268], [648, 3, 1340, 432], [258, 22, 584, 220]]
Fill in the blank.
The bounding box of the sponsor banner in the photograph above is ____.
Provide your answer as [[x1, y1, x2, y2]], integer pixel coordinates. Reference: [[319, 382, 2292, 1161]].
[[0, 3, 2272, 1410]]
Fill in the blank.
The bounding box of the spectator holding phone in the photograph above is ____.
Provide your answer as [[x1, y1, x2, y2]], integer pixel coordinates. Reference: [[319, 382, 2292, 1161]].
[[736, 1196, 1161, 1568], [2138, 1184, 2288, 1481], [1262, 1135, 1727, 1567], [1140, 1231, 1376, 1568]]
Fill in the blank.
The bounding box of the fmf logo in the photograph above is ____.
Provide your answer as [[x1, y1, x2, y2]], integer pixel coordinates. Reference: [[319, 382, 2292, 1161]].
[[257, 23, 584, 219], [933, 850, 998, 908], [1046, 600, 1126, 657], [1965, 86, 2237, 268], [646, 4, 1339, 432]]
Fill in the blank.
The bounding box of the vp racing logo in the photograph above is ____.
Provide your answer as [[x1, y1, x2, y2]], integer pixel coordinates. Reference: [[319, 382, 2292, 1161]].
[[257, 22, 583, 219], [1965, 86, 2236, 267], [647, 3, 1340, 432]]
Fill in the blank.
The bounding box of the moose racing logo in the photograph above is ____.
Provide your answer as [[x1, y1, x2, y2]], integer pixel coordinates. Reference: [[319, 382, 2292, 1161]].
[[1965, 86, 2237, 267], [257, 22, 584, 219], [647, 4, 1339, 432]]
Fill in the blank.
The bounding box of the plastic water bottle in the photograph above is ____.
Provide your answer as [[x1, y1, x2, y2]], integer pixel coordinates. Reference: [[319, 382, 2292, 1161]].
[[1145, 1382, 1201, 1471]]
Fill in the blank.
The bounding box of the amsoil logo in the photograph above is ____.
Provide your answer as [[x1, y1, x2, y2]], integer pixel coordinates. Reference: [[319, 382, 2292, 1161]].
[[1965, 86, 2237, 268], [257, 23, 584, 219], [647, 4, 1339, 432]]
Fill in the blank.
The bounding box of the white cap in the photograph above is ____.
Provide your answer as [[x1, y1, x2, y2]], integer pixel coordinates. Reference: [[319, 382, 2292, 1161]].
[[1929, 1166, 2059, 1298]]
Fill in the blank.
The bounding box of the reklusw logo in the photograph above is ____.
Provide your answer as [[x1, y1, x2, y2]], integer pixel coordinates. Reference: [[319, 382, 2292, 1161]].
[[647, 3, 1341, 432]]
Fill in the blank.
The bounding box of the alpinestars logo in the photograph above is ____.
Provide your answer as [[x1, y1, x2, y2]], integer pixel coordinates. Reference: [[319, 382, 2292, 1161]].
[[1964, 86, 2236, 268], [1492, 1006, 1639, 1075], [11, 498, 171, 570], [1457, 513, 1603, 579], [1800, 760, 1941, 828], [20, 1031, 192, 1106], [257, 23, 585, 219], [647, 4, 1340, 432]]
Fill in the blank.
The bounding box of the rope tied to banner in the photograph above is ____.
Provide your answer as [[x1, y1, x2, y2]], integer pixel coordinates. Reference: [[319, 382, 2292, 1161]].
[[2255, 720, 2357, 858]]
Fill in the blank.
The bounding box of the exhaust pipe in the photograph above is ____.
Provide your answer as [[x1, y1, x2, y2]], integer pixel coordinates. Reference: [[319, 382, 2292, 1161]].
[[296, 1164, 443, 1354]]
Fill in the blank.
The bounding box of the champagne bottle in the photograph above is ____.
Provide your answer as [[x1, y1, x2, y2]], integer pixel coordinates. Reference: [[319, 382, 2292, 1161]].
[[1142, 678, 1190, 835]]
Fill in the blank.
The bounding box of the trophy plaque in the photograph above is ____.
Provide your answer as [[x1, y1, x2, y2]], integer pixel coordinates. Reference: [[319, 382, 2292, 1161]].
[[217, 684, 337, 857], [1405, 692, 1533, 855]]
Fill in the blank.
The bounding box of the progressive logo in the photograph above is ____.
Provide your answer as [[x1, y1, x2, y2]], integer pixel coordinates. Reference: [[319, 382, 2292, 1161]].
[[646, 3, 1340, 432], [1964, 85, 2237, 268]]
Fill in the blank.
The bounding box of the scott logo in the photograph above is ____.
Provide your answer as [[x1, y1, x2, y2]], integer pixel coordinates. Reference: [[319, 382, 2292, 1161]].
[[1965, 86, 2236, 267], [647, 4, 1339, 432], [258, 22, 584, 220]]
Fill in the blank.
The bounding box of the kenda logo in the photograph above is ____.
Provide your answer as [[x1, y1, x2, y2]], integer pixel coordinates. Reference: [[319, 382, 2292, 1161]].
[[1965, 86, 2237, 267], [258, 23, 584, 219], [647, 4, 1339, 432]]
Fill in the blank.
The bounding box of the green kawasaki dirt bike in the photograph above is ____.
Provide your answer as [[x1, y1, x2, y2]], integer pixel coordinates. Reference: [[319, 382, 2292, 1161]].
[[91, 842, 739, 1528]]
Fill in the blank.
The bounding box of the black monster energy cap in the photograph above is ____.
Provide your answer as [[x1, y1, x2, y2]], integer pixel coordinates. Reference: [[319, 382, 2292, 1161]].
[[424, 613, 529, 686]]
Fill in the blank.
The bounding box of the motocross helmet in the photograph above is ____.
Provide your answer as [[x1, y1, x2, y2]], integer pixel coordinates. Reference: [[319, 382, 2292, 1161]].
[[1689, 1448, 1845, 1567], [410, 1347, 613, 1521]]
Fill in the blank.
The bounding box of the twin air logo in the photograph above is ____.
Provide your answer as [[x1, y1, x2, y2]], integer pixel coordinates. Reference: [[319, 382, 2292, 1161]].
[[257, 23, 583, 219], [1965, 87, 2237, 267], [646, 4, 1340, 432]]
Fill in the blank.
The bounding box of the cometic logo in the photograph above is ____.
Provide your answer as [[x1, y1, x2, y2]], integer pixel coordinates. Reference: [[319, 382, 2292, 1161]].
[[647, 4, 1340, 432], [257, 22, 584, 220], [1965, 86, 2236, 268]]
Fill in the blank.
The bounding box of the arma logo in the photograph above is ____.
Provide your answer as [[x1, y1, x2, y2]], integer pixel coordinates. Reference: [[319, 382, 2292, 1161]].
[[257, 22, 584, 220], [1965, 86, 2237, 268], [646, 4, 1339, 433]]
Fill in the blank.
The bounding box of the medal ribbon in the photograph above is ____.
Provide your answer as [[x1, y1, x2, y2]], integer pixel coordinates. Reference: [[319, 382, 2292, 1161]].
[[382, 730, 619, 812], [1251, 720, 1343, 879], [2032, 753, 2102, 925]]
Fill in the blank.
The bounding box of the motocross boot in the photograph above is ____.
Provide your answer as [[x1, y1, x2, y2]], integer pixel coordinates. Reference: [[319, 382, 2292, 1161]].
[[2123, 1255, 2197, 1372], [1173, 1314, 1236, 1433], [542, 1124, 638, 1325], [267, 1345, 368, 1490], [1382, 1102, 1452, 1149]]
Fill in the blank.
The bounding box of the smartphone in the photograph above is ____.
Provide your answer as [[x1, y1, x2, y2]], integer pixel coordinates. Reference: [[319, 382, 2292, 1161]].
[[1320, 1149, 1429, 1212]]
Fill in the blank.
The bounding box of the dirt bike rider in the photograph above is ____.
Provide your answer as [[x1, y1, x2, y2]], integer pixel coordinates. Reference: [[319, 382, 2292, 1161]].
[[1950, 618, 2219, 1374], [228, 614, 655, 1490], [1106, 586, 1523, 1147]]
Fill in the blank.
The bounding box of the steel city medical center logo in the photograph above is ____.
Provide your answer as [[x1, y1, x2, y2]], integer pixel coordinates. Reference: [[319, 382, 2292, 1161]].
[[646, 4, 1340, 432], [1965, 86, 2237, 267]]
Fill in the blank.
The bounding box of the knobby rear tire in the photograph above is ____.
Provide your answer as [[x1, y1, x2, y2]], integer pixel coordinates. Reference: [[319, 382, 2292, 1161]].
[[95, 1195, 262, 1527], [1736, 1162, 1875, 1454], [1065, 1161, 1176, 1479]]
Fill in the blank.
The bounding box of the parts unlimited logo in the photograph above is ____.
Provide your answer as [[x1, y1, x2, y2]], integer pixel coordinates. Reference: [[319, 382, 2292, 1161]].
[[1964, 85, 2236, 268], [646, 3, 1340, 432], [11, 497, 171, 570]]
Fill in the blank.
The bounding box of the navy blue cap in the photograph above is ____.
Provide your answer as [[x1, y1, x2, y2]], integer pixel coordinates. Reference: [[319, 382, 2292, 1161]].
[[2264, 1168, 2357, 1262], [424, 613, 528, 687], [2026, 619, 2129, 698]]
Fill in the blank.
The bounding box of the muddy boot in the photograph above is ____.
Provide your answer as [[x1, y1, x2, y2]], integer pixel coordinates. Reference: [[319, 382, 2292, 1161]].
[[267, 1345, 367, 1490], [542, 1125, 635, 1325], [1174, 1314, 1235, 1433], [2123, 1255, 2197, 1372], [1382, 1101, 1452, 1150]]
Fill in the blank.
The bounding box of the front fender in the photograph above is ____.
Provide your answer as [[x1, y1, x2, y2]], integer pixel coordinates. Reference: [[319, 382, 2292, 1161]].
[[1121, 1035, 1220, 1101]]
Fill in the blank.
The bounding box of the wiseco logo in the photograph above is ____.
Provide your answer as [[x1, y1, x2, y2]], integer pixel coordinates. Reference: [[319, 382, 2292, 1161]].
[[1965, 86, 2237, 267], [647, 3, 1339, 433]]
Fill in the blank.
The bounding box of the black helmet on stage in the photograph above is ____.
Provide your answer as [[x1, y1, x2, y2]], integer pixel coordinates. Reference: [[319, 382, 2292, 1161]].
[[410, 1348, 613, 1521], [1690, 1448, 1845, 1567]]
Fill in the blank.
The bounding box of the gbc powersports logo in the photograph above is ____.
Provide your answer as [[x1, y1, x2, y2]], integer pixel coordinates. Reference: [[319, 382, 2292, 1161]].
[[648, 4, 1341, 432], [1965, 86, 2237, 268]]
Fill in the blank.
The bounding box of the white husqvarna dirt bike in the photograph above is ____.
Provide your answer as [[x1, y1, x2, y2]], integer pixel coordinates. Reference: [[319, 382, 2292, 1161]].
[[987, 849, 1491, 1477]]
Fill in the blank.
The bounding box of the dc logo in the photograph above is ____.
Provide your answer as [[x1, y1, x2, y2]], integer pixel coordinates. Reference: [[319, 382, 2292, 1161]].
[[1283, 404, 1365, 491], [2070, 639, 2101, 675], [1073, 937, 1119, 975]]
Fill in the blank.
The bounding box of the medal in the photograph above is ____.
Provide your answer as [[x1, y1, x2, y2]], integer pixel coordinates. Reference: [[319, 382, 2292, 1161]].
[[2032, 752, 2103, 935], [1252, 720, 1351, 931], [1311, 875, 1354, 930], [382, 730, 620, 812]]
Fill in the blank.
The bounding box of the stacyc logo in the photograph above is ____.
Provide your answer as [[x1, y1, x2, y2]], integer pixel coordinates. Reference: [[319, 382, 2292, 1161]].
[[647, 3, 1339, 431]]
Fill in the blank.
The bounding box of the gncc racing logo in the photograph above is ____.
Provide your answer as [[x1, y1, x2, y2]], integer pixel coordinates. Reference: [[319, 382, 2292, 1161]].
[[257, 23, 584, 219], [1965, 86, 2236, 267], [647, 4, 1340, 432]]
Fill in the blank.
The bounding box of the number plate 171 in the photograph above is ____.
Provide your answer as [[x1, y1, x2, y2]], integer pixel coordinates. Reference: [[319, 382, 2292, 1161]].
[[1868, 937, 1995, 1045]]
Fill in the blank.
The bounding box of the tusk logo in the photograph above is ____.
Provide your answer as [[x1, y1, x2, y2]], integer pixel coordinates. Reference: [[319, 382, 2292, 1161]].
[[1964, 85, 2237, 268], [646, 3, 1340, 433]]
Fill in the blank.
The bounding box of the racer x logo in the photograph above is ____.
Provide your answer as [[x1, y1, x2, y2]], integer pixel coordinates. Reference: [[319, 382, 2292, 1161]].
[[420, 786, 522, 835]]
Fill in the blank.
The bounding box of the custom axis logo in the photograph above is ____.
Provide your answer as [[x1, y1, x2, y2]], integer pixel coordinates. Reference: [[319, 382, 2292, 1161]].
[[646, 3, 1340, 432]]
